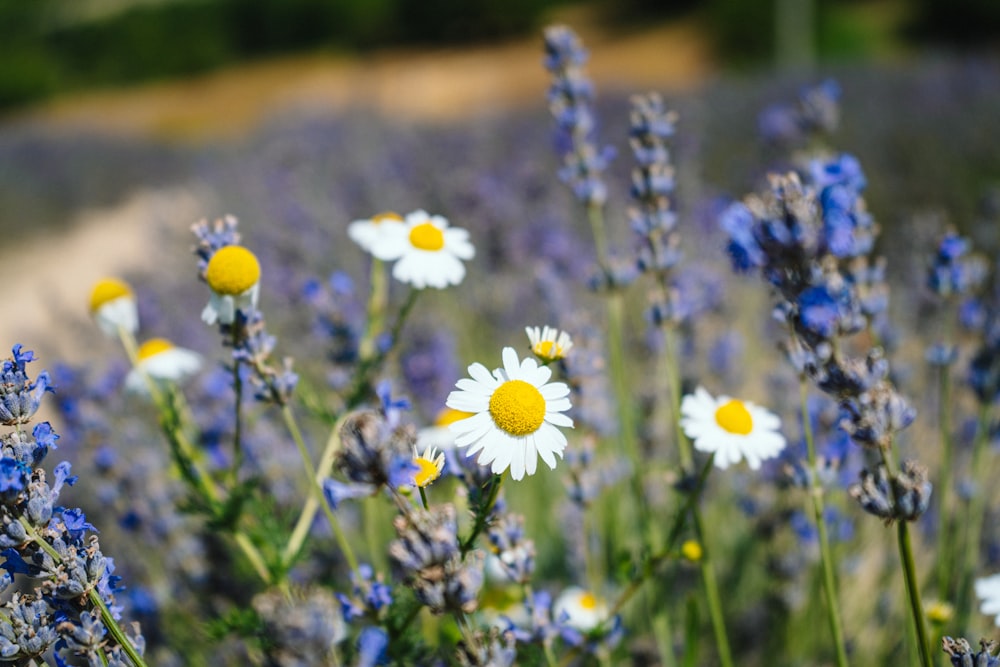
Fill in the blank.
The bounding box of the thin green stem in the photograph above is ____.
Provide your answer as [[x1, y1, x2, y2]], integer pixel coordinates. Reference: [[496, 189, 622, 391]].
[[690, 509, 733, 667], [663, 327, 693, 470], [460, 475, 502, 556], [878, 447, 932, 667], [280, 406, 359, 577], [359, 258, 389, 361], [418, 486, 429, 510], [586, 202, 611, 272], [21, 519, 149, 667], [934, 363, 955, 598], [957, 402, 994, 632], [799, 378, 849, 667], [345, 288, 420, 408], [282, 416, 345, 564]]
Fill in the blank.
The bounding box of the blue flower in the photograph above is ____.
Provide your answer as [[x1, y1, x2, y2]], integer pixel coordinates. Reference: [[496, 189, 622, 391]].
[[356, 626, 389, 667], [60, 509, 97, 543], [720, 202, 765, 272], [0, 458, 28, 496]]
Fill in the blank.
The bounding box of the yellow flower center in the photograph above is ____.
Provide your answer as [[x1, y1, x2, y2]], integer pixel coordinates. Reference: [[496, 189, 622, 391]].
[[714, 399, 753, 435], [205, 246, 261, 296], [435, 407, 474, 427], [137, 338, 174, 361], [413, 457, 442, 487], [488, 380, 546, 436], [681, 539, 703, 562], [89, 278, 133, 312], [372, 211, 403, 224], [578, 592, 598, 610], [925, 600, 954, 624], [408, 222, 445, 251], [533, 340, 565, 360]]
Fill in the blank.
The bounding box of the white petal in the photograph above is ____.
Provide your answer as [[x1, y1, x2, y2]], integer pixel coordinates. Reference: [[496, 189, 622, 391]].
[[524, 434, 538, 476], [508, 439, 526, 480], [501, 348, 520, 376], [540, 382, 571, 400], [544, 412, 574, 428]]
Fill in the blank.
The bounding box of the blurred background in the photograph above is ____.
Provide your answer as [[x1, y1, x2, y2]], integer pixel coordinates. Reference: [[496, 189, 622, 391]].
[[0, 0, 999, 362]]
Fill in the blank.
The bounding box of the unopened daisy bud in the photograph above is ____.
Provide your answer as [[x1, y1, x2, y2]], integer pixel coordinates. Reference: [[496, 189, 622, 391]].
[[681, 539, 703, 562], [89, 278, 138, 337], [124, 338, 202, 395], [348, 211, 406, 253], [924, 599, 954, 626], [553, 587, 606, 632], [201, 245, 261, 325], [525, 326, 573, 363], [411, 446, 445, 488]]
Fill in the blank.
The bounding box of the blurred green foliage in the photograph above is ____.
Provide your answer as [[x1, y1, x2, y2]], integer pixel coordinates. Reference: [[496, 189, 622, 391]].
[[0, 0, 563, 109], [0, 0, 997, 111]]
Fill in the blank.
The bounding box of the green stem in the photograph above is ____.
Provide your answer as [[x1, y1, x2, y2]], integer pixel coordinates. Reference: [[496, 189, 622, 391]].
[[934, 363, 955, 598], [418, 486, 429, 510], [460, 475, 502, 556], [21, 519, 149, 667], [799, 379, 849, 667], [690, 508, 733, 667], [663, 326, 693, 470], [345, 288, 420, 408], [282, 416, 345, 564], [878, 447, 932, 667], [117, 326, 271, 584], [359, 258, 389, 360], [280, 406, 359, 577]]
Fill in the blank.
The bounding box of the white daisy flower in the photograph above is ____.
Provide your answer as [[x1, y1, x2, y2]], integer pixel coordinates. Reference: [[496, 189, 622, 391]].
[[416, 407, 475, 451], [347, 211, 407, 252], [975, 573, 1000, 627], [525, 325, 573, 363], [411, 445, 446, 488], [446, 347, 573, 481], [679, 386, 785, 470], [89, 278, 139, 337], [201, 245, 261, 325], [554, 587, 607, 632], [125, 338, 203, 394], [369, 209, 474, 289]]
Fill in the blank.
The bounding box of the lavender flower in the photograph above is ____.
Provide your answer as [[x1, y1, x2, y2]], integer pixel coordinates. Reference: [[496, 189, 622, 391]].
[[388, 504, 484, 615], [544, 25, 613, 208]]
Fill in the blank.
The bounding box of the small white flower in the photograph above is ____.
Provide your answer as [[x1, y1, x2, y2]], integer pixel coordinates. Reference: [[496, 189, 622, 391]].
[[525, 325, 573, 363], [201, 245, 261, 325], [369, 210, 474, 289], [554, 587, 606, 632], [416, 407, 475, 452], [679, 386, 785, 470], [347, 211, 407, 252], [125, 338, 202, 394], [975, 573, 1000, 627], [89, 278, 138, 337], [446, 347, 573, 481]]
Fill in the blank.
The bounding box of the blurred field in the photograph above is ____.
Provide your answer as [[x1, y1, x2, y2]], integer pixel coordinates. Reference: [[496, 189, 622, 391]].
[[10, 9, 712, 139]]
